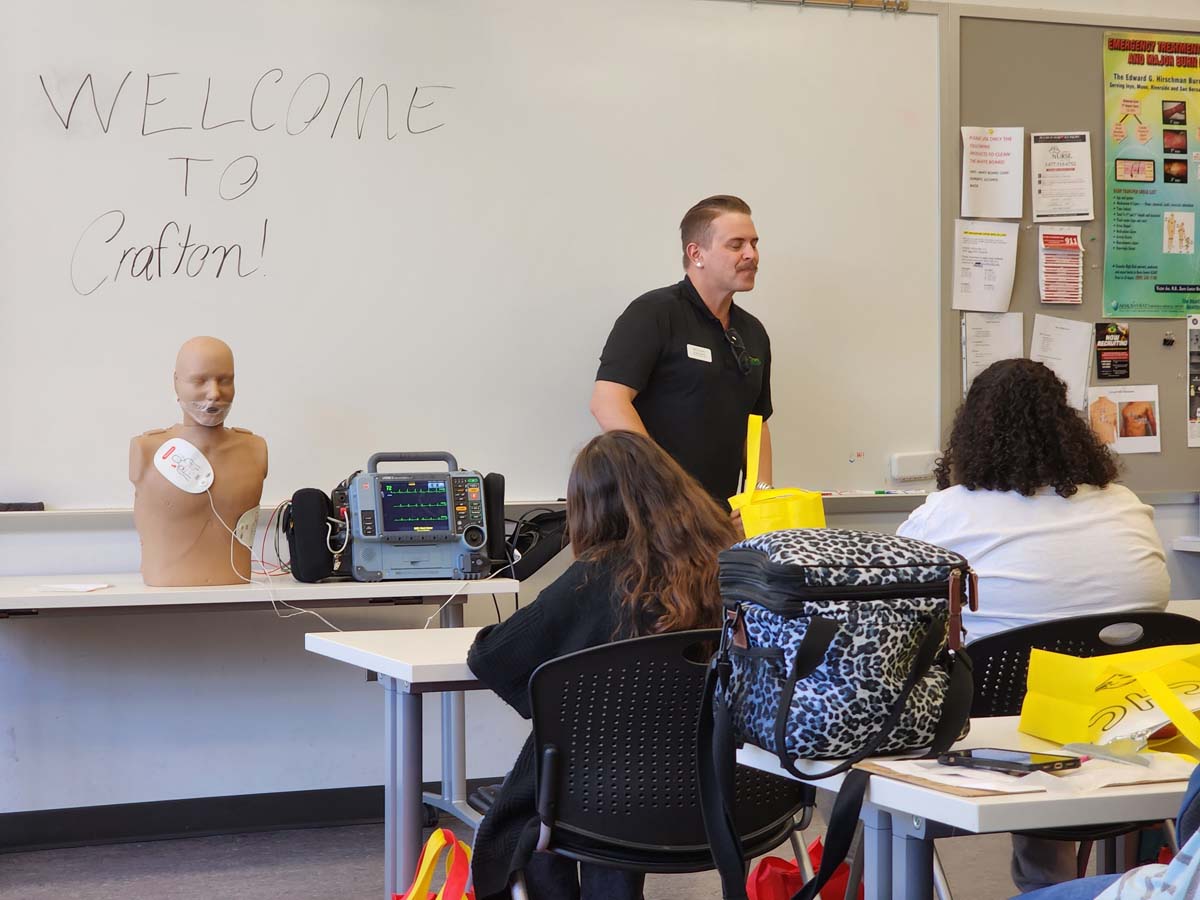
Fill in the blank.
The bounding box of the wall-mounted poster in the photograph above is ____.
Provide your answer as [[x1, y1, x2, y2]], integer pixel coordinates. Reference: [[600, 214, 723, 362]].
[[1103, 32, 1200, 317], [1095, 322, 1130, 379], [1087, 384, 1160, 454]]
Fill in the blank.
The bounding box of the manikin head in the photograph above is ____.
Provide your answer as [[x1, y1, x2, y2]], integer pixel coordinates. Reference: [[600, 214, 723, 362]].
[[679, 195, 759, 296], [174, 336, 235, 428]]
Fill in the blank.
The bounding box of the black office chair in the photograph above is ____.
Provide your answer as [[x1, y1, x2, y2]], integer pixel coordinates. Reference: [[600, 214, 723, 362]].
[[967, 611, 1200, 877], [506, 628, 813, 898]]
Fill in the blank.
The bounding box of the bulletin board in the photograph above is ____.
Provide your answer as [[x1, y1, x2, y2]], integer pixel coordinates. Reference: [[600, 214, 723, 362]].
[[950, 14, 1200, 492]]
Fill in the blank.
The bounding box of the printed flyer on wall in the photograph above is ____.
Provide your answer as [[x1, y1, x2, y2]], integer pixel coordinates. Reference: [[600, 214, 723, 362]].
[[1095, 322, 1131, 379], [1031, 133, 1094, 223], [1103, 32, 1200, 317], [1087, 384, 1161, 454]]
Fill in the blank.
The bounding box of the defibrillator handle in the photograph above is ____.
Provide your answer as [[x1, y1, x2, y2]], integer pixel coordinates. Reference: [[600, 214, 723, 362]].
[[367, 451, 460, 474]]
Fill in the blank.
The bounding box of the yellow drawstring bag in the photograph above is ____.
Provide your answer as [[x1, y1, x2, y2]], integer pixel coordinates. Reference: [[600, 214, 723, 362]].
[[727, 415, 825, 538]]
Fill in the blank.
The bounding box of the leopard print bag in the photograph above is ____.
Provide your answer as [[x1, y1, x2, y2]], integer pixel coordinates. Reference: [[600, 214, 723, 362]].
[[719, 527, 975, 765], [699, 529, 976, 900]]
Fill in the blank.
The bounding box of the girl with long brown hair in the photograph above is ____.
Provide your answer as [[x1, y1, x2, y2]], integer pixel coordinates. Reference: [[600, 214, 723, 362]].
[[468, 430, 737, 900]]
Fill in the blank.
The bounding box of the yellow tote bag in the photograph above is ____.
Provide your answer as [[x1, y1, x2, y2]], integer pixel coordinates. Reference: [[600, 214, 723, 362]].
[[1019, 643, 1200, 750], [728, 415, 825, 538]]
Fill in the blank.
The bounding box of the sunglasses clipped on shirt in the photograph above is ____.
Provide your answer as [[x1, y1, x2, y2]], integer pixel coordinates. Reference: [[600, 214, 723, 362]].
[[724, 327, 755, 375]]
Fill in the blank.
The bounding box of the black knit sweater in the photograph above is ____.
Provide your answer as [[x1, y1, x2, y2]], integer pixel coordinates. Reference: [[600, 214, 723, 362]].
[[467, 558, 644, 899]]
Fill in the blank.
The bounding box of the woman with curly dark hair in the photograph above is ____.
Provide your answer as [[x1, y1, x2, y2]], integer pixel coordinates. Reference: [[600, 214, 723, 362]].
[[900, 358, 1167, 640], [897, 358, 1169, 894]]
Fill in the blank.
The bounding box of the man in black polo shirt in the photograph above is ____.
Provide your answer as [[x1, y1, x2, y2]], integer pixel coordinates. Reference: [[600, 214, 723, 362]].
[[590, 195, 773, 508]]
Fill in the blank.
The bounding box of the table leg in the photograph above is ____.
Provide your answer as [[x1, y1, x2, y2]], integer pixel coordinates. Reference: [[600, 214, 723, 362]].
[[383, 675, 423, 900], [435, 601, 474, 823], [861, 802, 893, 900], [891, 814, 935, 900]]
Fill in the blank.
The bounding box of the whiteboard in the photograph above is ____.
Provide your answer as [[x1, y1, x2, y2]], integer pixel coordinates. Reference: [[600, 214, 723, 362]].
[[0, 0, 941, 508]]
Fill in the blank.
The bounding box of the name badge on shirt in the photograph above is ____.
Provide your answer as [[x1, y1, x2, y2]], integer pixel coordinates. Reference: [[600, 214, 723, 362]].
[[686, 344, 713, 363]]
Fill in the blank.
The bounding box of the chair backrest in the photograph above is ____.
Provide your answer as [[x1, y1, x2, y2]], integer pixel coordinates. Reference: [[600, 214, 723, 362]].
[[967, 612, 1200, 718], [528, 629, 808, 854]]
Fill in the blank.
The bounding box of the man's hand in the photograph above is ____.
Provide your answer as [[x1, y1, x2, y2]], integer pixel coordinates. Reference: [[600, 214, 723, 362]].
[[590, 381, 649, 436]]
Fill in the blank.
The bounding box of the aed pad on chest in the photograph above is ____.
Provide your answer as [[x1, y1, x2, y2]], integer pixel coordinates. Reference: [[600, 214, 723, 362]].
[[153, 438, 214, 494]]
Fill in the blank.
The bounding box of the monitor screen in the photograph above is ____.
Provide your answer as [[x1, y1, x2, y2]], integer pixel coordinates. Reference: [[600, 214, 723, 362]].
[[379, 479, 451, 533]]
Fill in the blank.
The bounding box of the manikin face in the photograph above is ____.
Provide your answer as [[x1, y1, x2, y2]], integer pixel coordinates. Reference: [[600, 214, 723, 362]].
[[691, 212, 759, 294], [174, 339, 235, 428]]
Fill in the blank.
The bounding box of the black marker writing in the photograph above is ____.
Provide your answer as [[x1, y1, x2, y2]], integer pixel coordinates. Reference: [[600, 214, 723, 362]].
[[40, 71, 132, 133], [330, 78, 397, 140], [169, 156, 213, 197], [407, 85, 454, 135], [71, 210, 266, 294], [142, 72, 192, 136], [286, 72, 331, 136], [201, 77, 246, 131], [250, 68, 283, 132], [219, 155, 259, 201]]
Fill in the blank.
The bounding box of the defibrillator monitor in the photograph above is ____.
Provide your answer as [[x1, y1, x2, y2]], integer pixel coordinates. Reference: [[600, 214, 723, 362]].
[[347, 452, 489, 581]]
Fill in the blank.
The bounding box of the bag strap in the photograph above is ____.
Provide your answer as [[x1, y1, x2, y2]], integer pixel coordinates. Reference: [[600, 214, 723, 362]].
[[773, 613, 950, 782], [785, 641, 973, 900], [700, 613, 973, 900], [698, 614, 839, 900], [1134, 668, 1200, 749], [398, 827, 453, 900], [745, 415, 763, 496], [790, 768, 869, 900], [770, 617, 841, 766], [698, 650, 748, 900], [437, 832, 473, 900]]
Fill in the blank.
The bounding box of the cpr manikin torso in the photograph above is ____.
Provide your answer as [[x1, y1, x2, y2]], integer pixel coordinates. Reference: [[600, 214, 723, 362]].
[[130, 337, 268, 586]]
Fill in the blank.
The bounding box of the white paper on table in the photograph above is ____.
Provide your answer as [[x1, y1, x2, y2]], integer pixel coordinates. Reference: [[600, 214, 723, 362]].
[[1031, 132, 1094, 223], [871, 753, 1193, 796], [952, 219, 1020, 312], [873, 759, 1042, 794], [1038, 226, 1084, 304], [1030, 314, 1093, 410], [1022, 752, 1195, 795], [1189, 316, 1200, 448], [1086, 384, 1161, 454], [962, 312, 1024, 396], [35, 583, 112, 593], [961, 126, 1025, 218]]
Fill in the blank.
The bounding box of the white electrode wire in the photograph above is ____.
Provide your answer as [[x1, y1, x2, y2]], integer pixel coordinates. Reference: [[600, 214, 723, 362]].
[[421, 558, 518, 629], [207, 490, 343, 632], [326, 510, 350, 554]]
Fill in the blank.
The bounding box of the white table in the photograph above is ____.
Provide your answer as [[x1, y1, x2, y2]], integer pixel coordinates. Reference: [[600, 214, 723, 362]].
[[307, 627, 485, 900], [0, 571, 517, 616], [739, 717, 1190, 900], [2, 572, 515, 874]]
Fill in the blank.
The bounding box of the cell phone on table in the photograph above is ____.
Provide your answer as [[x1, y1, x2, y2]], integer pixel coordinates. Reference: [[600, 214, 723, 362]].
[[937, 748, 1082, 775]]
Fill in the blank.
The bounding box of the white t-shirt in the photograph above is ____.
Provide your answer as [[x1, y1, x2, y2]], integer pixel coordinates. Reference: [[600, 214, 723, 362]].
[[896, 483, 1170, 643]]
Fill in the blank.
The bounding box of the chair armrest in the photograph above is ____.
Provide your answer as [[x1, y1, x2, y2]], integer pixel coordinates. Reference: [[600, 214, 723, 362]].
[[535, 745, 559, 851]]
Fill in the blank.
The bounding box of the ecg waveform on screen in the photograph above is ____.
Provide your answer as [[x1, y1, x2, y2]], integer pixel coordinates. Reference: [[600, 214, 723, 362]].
[[380, 481, 451, 533]]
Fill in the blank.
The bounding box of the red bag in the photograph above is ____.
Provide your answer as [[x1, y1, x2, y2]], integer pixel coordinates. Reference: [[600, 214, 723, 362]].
[[394, 827, 475, 900], [746, 838, 862, 900]]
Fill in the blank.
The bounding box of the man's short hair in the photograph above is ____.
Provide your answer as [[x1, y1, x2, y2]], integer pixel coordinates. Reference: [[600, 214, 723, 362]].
[[679, 195, 752, 269]]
